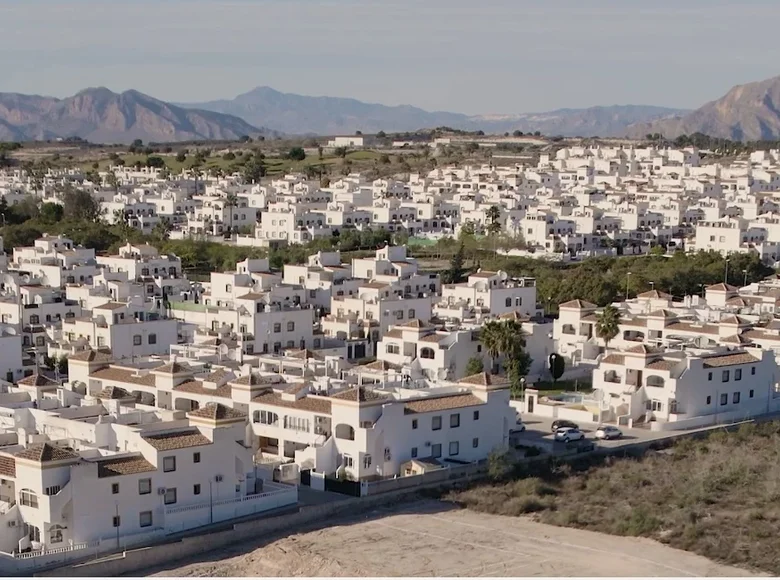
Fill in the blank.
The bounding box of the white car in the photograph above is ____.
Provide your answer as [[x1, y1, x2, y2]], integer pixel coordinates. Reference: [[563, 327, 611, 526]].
[[554, 427, 584, 443], [595, 425, 623, 440]]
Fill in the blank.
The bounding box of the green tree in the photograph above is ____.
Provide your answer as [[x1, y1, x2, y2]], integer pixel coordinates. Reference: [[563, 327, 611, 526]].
[[549, 353, 565, 384], [152, 217, 172, 241], [288, 147, 306, 161], [334, 146, 349, 158], [39, 202, 64, 224], [61, 186, 101, 222], [243, 156, 266, 183], [465, 357, 484, 376], [105, 170, 119, 193], [175, 151, 187, 163], [595, 305, 621, 348], [486, 205, 502, 236], [224, 193, 239, 233], [57, 356, 68, 376], [443, 240, 466, 284]]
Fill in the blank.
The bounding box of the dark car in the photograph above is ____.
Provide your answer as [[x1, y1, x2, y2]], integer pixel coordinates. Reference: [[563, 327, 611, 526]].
[[551, 419, 579, 432]]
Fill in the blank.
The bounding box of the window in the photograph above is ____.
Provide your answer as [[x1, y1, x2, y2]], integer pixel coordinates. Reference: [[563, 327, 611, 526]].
[[707, 372, 712, 381], [706, 396, 712, 405], [29, 314, 39, 325], [431, 443, 442, 458], [112, 483, 119, 495], [226, 284, 232, 292], [735, 369, 742, 381], [473, 410, 480, 421], [432, 416, 442, 430], [720, 393, 728, 406], [752, 366, 756, 375], [343, 454, 354, 468], [385, 344, 400, 355], [133, 335, 142, 346], [19, 489, 38, 508], [396, 310, 403, 320], [363, 455, 372, 469], [472, 437, 479, 448], [112, 515, 121, 528], [164, 488, 177, 505], [750, 389, 755, 398], [722, 370, 730, 382], [139, 479, 151, 495], [35, 336, 44, 347], [412, 419, 418, 429], [408, 309, 415, 318], [139, 511, 153, 528], [163, 456, 176, 472], [449, 441, 459, 456], [49, 525, 64, 544], [273, 323, 281, 333], [193, 452, 201, 463], [194, 484, 201, 495], [505, 297, 512, 307], [733, 392, 741, 404], [287, 321, 295, 332], [450, 413, 460, 428], [148, 334, 157, 345], [411, 447, 418, 458]]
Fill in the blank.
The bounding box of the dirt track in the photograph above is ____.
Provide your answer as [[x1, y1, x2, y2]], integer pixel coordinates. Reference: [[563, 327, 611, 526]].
[[146, 500, 760, 577]]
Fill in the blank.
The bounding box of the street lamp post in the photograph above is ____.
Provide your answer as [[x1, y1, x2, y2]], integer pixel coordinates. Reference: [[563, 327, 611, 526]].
[[724, 258, 730, 285], [625, 271, 632, 301], [742, 269, 748, 287]]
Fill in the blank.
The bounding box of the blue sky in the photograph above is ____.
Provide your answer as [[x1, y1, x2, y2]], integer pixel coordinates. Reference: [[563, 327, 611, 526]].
[[2, 0, 780, 114]]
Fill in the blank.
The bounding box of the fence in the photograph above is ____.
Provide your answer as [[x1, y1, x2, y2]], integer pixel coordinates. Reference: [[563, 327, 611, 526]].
[[361, 461, 486, 496]]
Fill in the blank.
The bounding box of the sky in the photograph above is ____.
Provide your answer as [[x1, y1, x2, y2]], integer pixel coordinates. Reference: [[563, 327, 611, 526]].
[[2, 0, 780, 115]]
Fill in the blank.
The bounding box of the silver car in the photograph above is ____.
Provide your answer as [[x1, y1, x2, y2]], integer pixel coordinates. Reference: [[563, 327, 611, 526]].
[[595, 425, 623, 440]]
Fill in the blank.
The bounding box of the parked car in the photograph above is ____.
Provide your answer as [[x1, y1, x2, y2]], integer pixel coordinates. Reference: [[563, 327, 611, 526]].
[[514, 419, 527, 432], [554, 427, 585, 443], [551, 419, 579, 432], [595, 425, 623, 440]]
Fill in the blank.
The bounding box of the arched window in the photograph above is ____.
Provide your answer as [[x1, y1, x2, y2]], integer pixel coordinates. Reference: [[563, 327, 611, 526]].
[[420, 347, 435, 359], [646, 375, 665, 388], [20, 489, 38, 508], [505, 298, 512, 307], [49, 525, 65, 544], [335, 424, 355, 440]]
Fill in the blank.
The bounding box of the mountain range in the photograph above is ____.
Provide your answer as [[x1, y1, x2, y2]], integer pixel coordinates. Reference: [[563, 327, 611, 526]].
[[182, 87, 686, 137], [627, 75, 780, 141], [5, 75, 780, 143], [0, 88, 272, 144]]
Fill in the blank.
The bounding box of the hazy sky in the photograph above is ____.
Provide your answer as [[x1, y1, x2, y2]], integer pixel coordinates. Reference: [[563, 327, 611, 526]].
[[2, 0, 780, 114]]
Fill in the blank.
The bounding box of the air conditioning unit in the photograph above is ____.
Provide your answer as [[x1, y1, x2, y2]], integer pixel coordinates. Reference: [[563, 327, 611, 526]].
[[157, 487, 167, 496], [215, 474, 223, 483]]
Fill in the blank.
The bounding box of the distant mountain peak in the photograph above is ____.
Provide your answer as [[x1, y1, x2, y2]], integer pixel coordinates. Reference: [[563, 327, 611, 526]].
[[181, 88, 686, 136], [627, 75, 780, 141], [0, 89, 277, 144]]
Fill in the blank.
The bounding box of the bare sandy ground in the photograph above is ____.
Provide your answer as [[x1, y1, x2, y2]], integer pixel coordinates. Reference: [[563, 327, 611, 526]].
[[146, 500, 761, 577]]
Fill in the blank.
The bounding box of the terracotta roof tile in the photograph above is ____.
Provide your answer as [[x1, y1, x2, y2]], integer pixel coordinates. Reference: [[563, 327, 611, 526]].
[[459, 372, 508, 387], [404, 393, 485, 414], [646, 359, 678, 371], [153, 362, 191, 375], [173, 380, 232, 398], [637, 290, 672, 299], [559, 299, 597, 309], [96, 455, 156, 478], [601, 354, 625, 365], [96, 385, 132, 400], [0, 455, 15, 477], [16, 443, 79, 462], [330, 387, 389, 403], [188, 403, 246, 421], [359, 360, 403, 372], [69, 350, 114, 363], [17, 373, 59, 388], [251, 390, 332, 414], [142, 429, 212, 451], [702, 353, 760, 368], [91, 367, 157, 387]]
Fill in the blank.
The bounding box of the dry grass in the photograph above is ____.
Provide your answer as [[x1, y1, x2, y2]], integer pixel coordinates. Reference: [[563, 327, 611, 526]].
[[446, 422, 780, 575]]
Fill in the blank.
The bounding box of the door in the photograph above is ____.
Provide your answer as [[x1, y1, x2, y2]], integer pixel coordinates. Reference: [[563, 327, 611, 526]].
[[528, 395, 534, 414]]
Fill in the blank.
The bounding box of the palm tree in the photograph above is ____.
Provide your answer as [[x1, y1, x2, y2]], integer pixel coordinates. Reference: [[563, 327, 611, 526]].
[[225, 193, 239, 234], [479, 319, 526, 372], [595, 305, 621, 348]]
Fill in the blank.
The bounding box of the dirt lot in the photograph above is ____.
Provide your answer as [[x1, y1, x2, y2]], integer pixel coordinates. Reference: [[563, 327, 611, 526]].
[[144, 500, 757, 577]]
